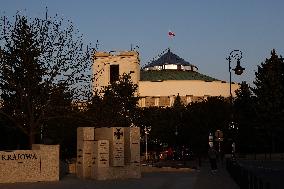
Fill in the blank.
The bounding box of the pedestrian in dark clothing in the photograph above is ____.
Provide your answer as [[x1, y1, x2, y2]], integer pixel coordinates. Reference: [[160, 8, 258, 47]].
[[208, 147, 218, 173]]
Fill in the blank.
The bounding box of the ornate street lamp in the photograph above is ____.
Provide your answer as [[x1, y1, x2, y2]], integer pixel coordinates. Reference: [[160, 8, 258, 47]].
[[226, 50, 245, 156], [227, 50, 245, 99]]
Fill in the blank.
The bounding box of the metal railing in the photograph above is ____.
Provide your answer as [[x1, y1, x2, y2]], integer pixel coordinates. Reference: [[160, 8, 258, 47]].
[[226, 159, 283, 189]]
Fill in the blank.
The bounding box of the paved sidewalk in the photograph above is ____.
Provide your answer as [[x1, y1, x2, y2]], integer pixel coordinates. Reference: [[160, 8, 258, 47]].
[[0, 161, 239, 189], [193, 161, 239, 189]]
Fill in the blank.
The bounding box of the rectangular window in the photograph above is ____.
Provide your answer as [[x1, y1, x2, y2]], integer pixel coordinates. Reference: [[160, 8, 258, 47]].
[[110, 64, 119, 83]]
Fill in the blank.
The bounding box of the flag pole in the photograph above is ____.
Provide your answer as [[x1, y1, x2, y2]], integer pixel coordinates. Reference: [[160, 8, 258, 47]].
[[168, 30, 175, 51]]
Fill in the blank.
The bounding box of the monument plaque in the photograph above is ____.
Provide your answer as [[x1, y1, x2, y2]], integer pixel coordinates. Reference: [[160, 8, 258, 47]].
[[91, 140, 110, 180], [95, 127, 125, 167], [92, 140, 109, 168]]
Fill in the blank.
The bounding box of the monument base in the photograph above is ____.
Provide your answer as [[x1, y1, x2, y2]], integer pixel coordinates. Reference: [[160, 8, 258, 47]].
[[91, 164, 141, 180]]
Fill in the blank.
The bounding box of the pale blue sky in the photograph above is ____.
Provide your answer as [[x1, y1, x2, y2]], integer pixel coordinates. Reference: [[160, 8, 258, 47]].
[[1, 0, 284, 85]]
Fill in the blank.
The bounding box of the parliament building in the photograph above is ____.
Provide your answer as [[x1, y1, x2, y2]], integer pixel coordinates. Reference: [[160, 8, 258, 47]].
[[93, 49, 239, 107]]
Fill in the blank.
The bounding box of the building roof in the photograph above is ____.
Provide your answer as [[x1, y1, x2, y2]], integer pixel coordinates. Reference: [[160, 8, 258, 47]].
[[143, 49, 197, 69], [140, 70, 219, 81]]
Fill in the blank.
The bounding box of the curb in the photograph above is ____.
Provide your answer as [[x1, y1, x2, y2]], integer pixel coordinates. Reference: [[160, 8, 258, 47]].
[[141, 166, 194, 173]]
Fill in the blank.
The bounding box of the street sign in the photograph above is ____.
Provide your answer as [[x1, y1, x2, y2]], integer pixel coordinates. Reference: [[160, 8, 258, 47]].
[[208, 133, 213, 147], [215, 130, 223, 138], [215, 130, 223, 152]]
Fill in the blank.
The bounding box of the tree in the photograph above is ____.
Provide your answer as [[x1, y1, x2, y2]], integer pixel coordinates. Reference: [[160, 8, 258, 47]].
[[171, 93, 185, 145], [252, 49, 284, 152], [0, 113, 28, 150], [86, 73, 139, 127], [234, 81, 258, 153], [172, 93, 184, 109], [184, 96, 230, 154], [136, 95, 186, 149], [0, 12, 92, 146]]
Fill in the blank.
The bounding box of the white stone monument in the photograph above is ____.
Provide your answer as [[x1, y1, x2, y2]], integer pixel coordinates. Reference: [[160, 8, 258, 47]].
[[76, 126, 141, 180]]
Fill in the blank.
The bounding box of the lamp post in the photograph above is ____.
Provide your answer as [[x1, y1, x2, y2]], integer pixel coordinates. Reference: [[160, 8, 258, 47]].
[[226, 50, 245, 156], [144, 126, 151, 161], [227, 50, 245, 101]]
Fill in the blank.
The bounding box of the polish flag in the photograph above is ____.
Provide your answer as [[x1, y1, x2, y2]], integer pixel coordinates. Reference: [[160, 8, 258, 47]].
[[168, 31, 175, 37]]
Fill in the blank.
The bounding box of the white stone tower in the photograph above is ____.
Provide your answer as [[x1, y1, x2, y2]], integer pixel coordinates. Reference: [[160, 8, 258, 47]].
[[92, 51, 140, 93]]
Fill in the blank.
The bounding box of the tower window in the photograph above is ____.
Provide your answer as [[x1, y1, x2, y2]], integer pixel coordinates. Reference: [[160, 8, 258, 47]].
[[110, 64, 119, 82]]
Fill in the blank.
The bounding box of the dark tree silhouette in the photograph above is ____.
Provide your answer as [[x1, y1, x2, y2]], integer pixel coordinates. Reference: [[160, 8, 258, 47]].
[[234, 81, 258, 153], [252, 49, 284, 152], [86, 73, 139, 128], [0, 11, 92, 146], [184, 96, 230, 154]]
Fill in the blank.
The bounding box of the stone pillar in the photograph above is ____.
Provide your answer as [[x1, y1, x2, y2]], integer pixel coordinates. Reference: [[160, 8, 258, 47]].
[[77, 127, 95, 179], [124, 127, 141, 178], [124, 127, 140, 164], [91, 140, 110, 180]]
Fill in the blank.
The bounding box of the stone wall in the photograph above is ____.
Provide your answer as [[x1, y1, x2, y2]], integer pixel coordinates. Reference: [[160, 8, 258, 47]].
[[0, 144, 59, 183]]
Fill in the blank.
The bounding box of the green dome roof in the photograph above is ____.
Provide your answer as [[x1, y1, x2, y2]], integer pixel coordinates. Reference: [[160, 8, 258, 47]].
[[140, 70, 219, 81]]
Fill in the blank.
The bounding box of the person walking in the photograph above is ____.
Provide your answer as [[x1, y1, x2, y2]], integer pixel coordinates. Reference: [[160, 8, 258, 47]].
[[208, 146, 218, 173]]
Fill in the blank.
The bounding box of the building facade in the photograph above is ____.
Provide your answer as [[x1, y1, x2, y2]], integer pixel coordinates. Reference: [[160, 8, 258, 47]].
[[93, 49, 239, 107]]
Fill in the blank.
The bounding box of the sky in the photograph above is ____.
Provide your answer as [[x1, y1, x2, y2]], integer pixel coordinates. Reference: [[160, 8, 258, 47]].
[[1, 0, 284, 85]]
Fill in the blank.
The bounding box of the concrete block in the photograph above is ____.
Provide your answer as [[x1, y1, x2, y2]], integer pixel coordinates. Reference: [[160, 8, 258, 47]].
[[124, 127, 140, 164], [37, 144, 60, 181], [77, 127, 95, 141], [76, 153, 93, 179], [77, 140, 94, 154], [91, 167, 110, 180], [107, 164, 141, 179]]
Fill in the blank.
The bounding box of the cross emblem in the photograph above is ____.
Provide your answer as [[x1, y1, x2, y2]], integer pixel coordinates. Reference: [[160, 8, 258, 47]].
[[114, 128, 123, 140]]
